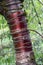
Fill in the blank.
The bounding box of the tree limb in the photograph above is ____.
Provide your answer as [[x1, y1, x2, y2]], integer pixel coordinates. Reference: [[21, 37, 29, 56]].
[[38, 0, 43, 5], [29, 28, 43, 38], [31, 0, 41, 25]]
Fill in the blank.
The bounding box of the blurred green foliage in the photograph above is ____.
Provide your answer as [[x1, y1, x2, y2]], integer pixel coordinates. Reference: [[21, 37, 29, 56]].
[[0, 0, 43, 65]]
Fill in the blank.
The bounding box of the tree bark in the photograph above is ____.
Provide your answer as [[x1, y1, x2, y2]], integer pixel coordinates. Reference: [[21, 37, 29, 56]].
[[0, 0, 37, 65]]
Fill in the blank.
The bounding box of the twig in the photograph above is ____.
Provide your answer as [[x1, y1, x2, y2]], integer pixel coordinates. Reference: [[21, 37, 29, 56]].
[[29, 29, 43, 38], [31, 0, 41, 25]]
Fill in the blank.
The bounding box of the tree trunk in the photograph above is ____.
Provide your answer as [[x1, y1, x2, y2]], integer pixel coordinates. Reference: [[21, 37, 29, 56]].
[[1, 0, 37, 65]]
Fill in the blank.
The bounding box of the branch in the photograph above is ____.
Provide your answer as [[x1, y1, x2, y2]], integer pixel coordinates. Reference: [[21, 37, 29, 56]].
[[31, 0, 41, 25], [29, 28, 43, 38], [38, 0, 43, 5]]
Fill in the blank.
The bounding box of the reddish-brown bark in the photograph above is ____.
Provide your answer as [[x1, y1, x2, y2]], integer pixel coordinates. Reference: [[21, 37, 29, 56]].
[[0, 0, 37, 65]]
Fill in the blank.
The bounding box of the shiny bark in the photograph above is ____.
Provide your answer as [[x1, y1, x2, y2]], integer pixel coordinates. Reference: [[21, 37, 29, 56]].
[[0, 0, 37, 65]]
